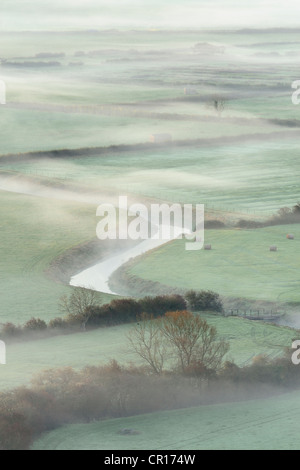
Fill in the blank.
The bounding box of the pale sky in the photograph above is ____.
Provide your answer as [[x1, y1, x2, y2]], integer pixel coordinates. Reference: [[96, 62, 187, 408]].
[[1, 0, 300, 31]]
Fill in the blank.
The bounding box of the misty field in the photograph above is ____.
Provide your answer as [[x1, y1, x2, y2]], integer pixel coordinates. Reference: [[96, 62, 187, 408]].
[[1, 22, 300, 452], [0, 190, 114, 323], [0, 105, 279, 157], [32, 389, 300, 450], [0, 314, 295, 391], [121, 225, 300, 302], [2, 137, 300, 214], [0, 28, 299, 162]]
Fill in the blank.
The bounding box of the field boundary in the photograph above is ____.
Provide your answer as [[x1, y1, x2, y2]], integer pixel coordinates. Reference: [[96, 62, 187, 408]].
[[0, 129, 299, 164]]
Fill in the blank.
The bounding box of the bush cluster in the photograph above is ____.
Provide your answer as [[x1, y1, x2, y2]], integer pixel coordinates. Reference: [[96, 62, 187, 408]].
[[185, 290, 223, 312], [236, 203, 300, 229], [0, 294, 188, 341], [1, 352, 300, 450], [0, 291, 223, 342]]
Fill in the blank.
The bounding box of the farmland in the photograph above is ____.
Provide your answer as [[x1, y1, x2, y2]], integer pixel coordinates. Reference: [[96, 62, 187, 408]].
[[0, 27, 299, 162], [2, 136, 300, 214], [1, 21, 300, 451], [32, 389, 300, 450], [0, 187, 296, 393], [0, 106, 278, 156], [117, 225, 300, 303], [0, 313, 295, 391], [0, 189, 115, 324]]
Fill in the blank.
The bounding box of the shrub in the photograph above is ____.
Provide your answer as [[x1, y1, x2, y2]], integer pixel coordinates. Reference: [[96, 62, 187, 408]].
[[48, 318, 67, 330], [2, 352, 300, 449], [12, 388, 60, 433], [85, 305, 110, 328], [63, 314, 83, 330], [86, 299, 142, 327], [87, 297, 184, 328], [139, 295, 187, 317], [220, 352, 300, 387], [1, 322, 22, 338], [235, 219, 264, 229], [0, 411, 32, 450], [185, 290, 223, 312], [109, 298, 142, 323], [205, 220, 226, 229], [24, 318, 47, 332]]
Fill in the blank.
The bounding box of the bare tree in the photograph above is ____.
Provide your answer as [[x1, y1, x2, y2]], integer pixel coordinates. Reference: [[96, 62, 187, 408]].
[[160, 311, 202, 372], [160, 311, 229, 373], [191, 322, 230, 372], [127, 314, 167, 375], [128, 310, 229, 375], [59, 287, 97, 331]]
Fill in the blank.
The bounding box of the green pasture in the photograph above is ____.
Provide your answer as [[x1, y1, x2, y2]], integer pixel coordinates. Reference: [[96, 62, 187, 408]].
[[0, 313, 295, 391], [2, 137, 299, 214], [124, 225, 300, 302], [0, 103, 276, 156], [0, 190, 113, 324], [32, 389, 300, 450]]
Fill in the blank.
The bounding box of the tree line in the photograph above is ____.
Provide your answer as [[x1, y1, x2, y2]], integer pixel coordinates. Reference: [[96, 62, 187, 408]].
[[0, 289, 223, 342], [1, 349, 300, 450]]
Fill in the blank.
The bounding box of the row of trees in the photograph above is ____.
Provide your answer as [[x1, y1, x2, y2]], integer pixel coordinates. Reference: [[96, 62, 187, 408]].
[[0, 290, 223, 341], [236, 202, 300, 229], [1, 349, 300, 450], [60, 288, 223, 331]]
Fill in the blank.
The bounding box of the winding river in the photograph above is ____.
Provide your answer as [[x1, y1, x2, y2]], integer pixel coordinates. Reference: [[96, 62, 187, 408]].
[[70, 224, 191, 295], [0, 178, 194, 297]]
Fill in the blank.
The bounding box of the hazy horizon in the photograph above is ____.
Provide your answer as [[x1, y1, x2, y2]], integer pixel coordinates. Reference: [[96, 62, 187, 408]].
[[1, 0, 300, 32]]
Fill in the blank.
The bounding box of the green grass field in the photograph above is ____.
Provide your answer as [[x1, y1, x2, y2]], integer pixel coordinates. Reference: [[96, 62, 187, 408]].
[[0, 314, 295, 391], [230, 95, 300, 121], [0, 105, 277, 156], [0, 108, 148, 155], [6, 77, 182, 106], [0, 27, 298, 162], [1, 24, 300, 451], [124, 225, 300, 303], [32, 389, 300, 450], [0, 188, 295, 391], [2, 137, 300, 214], [0, 189, 114, 324]]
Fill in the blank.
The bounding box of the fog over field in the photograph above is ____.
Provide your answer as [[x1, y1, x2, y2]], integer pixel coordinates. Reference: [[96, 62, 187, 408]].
[[1, 0, 300, 453]]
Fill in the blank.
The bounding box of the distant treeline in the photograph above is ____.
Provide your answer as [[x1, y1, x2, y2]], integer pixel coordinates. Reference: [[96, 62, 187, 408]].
[[236, 203, 300, 228]]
